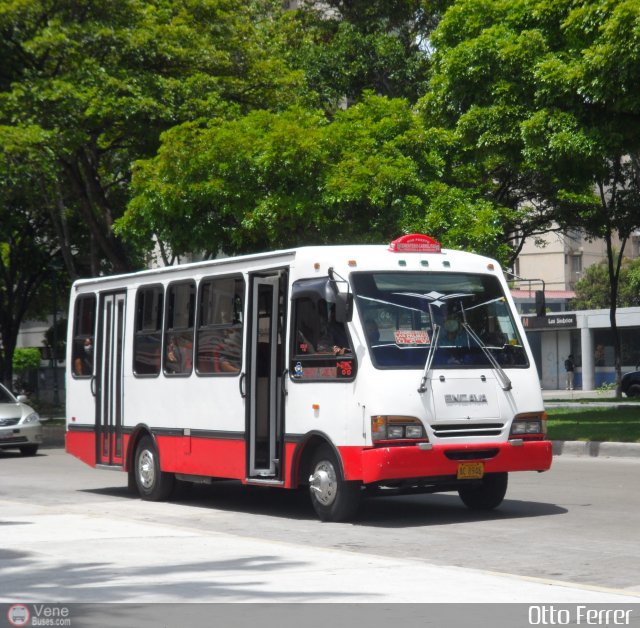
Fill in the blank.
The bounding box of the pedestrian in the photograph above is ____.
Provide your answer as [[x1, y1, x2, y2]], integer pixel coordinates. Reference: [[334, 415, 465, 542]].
[[564, 354, 575, 390]]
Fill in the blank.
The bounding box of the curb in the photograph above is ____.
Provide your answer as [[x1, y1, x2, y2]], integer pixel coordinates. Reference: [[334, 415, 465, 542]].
[[552, 440, 640, 459]]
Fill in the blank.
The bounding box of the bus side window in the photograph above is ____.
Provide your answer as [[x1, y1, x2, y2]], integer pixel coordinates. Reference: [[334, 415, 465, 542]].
[[164, 281, 195, 376], [133, 286, 163, 376], [196, 276, 244, 375], [72, 295, 96, 378], [293, 298, 352, 357]]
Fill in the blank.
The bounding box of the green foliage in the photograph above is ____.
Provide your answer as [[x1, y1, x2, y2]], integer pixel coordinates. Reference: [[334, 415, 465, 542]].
[[572, 258, 640, 310], [0, 0, 302, 382], [120, 105, 330, 256], [12, 348, 41, 375], [0, 124, 61, 384], [424, 0, 640, 249], [0, 0, 304, 274], [121, 92, 513, 263], [282, 1, 447, 109]]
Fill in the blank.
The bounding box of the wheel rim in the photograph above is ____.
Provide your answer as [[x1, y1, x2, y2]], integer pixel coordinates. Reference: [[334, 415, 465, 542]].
[[138, 449, 155, 490], [309, 459, 338, 507]]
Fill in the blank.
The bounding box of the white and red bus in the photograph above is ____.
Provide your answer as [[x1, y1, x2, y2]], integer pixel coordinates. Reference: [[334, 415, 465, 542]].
[[65, 234, 552, 521]]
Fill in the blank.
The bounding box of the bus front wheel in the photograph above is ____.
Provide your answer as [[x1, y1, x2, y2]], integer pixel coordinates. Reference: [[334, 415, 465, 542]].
[[308, 445, 361, 522], [458, 472, 508, 511], [134, 435, 174, 501]]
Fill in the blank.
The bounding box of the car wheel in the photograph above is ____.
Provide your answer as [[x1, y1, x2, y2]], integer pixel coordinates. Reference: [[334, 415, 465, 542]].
[[19, 445, 39, 456], [626, 383, 640, 398], [308, 444, 361, 522], [134, 435, 174, 501], [458, 472, 508, 511]]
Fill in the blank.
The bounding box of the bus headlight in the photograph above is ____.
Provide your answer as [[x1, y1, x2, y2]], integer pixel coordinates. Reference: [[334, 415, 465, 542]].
[[510, 412, 547, 439], [371, 416, 427, 443], [405, 425, 424, 439]]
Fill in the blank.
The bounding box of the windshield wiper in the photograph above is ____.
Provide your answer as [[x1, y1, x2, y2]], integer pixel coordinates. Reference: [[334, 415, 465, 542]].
[[417, 323, 440, 394], [462, 323, 512, 391]]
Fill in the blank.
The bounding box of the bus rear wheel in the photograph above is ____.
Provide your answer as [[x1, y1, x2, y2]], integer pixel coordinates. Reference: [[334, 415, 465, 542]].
[[134, 435, 174, 501], [308, 445, 361, 522], [458, 472, 508, 511]]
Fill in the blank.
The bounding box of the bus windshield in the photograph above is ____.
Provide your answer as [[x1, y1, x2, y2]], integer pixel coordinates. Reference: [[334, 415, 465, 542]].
[[351, 271, 528, 370]]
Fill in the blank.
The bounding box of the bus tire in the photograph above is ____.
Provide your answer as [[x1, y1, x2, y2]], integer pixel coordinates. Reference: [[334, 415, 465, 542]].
[[308, 445, 361, 522], [134, 435, 174, 501], [458, 472, 508, 511]]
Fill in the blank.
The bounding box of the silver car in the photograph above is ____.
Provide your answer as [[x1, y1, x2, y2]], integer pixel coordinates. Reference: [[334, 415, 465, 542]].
[[0, 382, 43, 456]]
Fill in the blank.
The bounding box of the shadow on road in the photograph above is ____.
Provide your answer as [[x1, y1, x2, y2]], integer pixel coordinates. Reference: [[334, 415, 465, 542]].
[[81, 480, 567, 528]]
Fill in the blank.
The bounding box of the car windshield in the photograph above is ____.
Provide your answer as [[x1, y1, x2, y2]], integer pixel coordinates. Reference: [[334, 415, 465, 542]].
[[0, 384, 17, 403], [351, 271, 528, 369]]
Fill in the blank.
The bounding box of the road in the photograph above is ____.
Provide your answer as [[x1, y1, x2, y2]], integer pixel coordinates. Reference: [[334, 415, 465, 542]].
[[1, 448, 639, 604]]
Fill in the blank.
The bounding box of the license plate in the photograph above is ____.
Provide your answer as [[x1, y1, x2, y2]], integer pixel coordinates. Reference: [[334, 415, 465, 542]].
[[457, 462, 484, 480]]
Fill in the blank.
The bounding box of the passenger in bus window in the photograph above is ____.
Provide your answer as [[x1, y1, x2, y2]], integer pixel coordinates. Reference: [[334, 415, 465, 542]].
[[73, 337, 93, 376], [442, 315, 466, 347], [165, 335, 193, 373], [214, 328, 241, 373], [316, 303, 351, 355]]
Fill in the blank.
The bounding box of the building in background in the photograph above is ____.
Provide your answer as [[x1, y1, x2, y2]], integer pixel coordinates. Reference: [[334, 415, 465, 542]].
[[513, 227, 640, 391]]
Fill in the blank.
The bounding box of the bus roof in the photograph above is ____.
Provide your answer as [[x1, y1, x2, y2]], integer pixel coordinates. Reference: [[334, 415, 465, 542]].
[[71, 242, 501, 292]]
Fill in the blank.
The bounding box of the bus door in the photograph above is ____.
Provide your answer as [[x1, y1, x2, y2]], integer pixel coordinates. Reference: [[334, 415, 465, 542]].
[[247, 272, 287, 479], [95, 291, 126, 467]]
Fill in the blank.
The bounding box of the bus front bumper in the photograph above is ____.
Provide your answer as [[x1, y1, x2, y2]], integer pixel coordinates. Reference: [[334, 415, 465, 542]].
[[343, 440, 552, 485]]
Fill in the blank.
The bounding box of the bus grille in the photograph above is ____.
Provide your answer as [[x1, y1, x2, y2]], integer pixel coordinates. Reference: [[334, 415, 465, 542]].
[[431, 423, 504, 438]]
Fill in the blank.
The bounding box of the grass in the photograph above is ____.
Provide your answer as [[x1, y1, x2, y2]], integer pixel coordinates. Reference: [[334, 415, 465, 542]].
[[546, 406, 640, 443]]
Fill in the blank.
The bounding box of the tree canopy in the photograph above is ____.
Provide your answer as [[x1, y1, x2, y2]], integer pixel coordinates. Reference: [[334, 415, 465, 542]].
[[281, 0, 448, 109], [0, 124, 65, 385], [0, 0, 302, 274], [119, 92, 511, 260], [0, 0, 301, 383]]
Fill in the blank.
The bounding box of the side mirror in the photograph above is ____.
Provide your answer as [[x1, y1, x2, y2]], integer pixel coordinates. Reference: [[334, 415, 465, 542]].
[[16, 395, 28, 403], [334, 292, 353, 323]]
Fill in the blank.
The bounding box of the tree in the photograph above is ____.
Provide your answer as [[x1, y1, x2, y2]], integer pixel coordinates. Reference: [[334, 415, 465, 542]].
[[424, 0, 640, 395], [0, 0, 302, 275], [572, 258, 640, 310], [120, 91, 512, 261], [282, 0, 449, 109], [119, 105, 332, 257], [0, 126, 63, 386]]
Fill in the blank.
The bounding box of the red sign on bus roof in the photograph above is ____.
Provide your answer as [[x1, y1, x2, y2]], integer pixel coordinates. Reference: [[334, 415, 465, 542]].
[[389, 234, 442, 253]]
